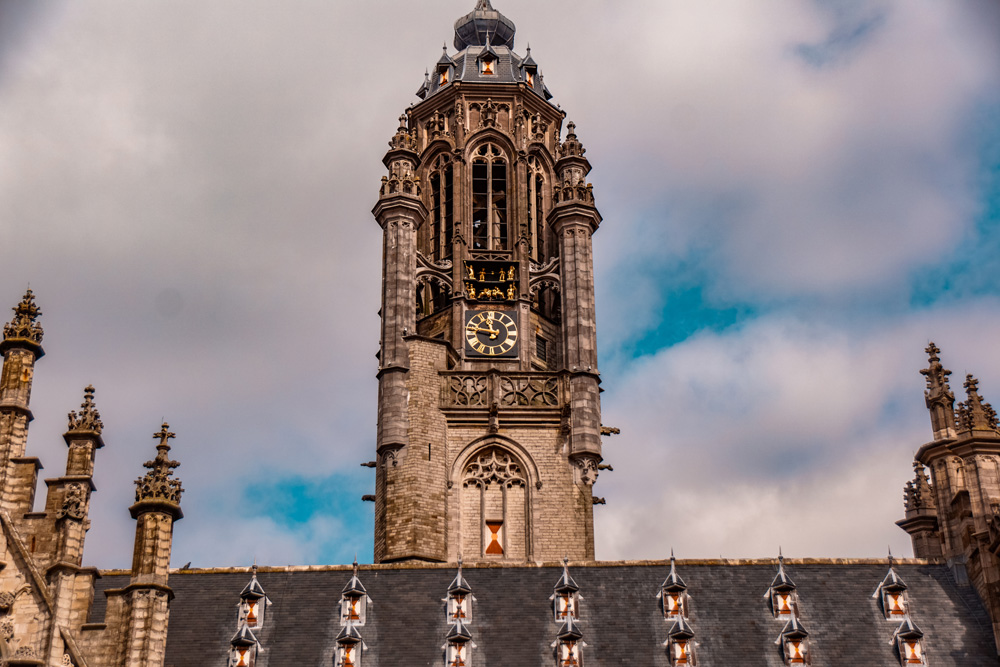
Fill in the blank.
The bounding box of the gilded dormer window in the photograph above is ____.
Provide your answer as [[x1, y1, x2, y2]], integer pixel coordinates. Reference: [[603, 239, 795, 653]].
[[238, 567, 269, 630], [341, 561, 369, 626], [552, 559, 581, 621], [766, 556, 798, 618], [777, 618, 810, 665], [893, 618, 926, 665], [873, 561, 909, 620], [229, 624, 259, 667], [480, 57, 495, 76], [659, 554, 689, 619]]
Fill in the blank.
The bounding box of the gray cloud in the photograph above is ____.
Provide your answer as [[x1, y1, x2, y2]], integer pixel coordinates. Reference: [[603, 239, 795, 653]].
[[0, 0, 997, 568]]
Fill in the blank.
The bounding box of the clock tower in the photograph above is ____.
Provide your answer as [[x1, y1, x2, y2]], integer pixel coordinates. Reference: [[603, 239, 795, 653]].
[[372, 0, 605, 564]]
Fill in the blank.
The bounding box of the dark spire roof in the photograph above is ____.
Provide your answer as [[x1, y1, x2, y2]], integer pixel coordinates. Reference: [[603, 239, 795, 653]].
[[554, 558, 580, 594], [779, 616, 809, 640], [668, 616, 695, 640], [769, 553, 796, 593], [874, 552, 908, 596], [894, 617, 924, 641], [437, 44, 455, 67], [343, 558, 367, 597], [337, 622, 363, 645], [661, 551, 687, 593], [479, 33, 498, 61], [448, 558, 472, 596], [522, 45, 537, 68], [557, 615, 583, 641], [454, 0, 515, 51], [230, 623, 259, 647], [447, 620, 473, 644], [240, 565, 267, 601]]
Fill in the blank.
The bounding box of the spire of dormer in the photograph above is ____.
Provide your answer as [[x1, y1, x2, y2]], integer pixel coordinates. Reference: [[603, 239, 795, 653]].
[[921, 343, 957, 440], [957, 374, 999, 433]]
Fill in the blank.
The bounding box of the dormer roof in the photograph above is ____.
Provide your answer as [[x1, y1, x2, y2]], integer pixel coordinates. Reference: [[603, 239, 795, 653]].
[[554, 559, 580, 594], [337, 623, 363, 645], [230, 623, 258, 648], [557, 615, 583, 641], [343, 560, 367, 597], [769, 556, 797, 593], [779, 616, 809, 641], [668, 616, 695, 640], [661, 554, 687, 593], [447, 620, 473, 643], [449, 561, 473, 596], [240, 571, 267, 601]]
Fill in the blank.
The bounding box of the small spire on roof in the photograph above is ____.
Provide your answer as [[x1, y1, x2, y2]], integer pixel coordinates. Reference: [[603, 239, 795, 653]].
[[554, 556, 580, 593], [449, 556, 473, 596], [557, 614, 583, 641], [661, 550, 687, 592]]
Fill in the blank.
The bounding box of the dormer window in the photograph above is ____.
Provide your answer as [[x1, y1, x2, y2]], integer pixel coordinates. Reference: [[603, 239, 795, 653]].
[[893, 618, 926, 665], [526, 70, 534, 86], [873, 563, 909, 620], [336, 624, 364, 667], [766, 556, 798, 618], [238, 567, 269, 629], [666, 617, 696, 666], [447, 560, 474, 624], [552, 559, 580, 621], [341, 560, 369, 626], [659, 554, 688, 619], [439, 70, 449, 85], [777, 618, 810, 665], [229, 624, 259, 667], [445, 621, 473, 666], [554, 616, 584, 667], [480, 57, 495, 76]]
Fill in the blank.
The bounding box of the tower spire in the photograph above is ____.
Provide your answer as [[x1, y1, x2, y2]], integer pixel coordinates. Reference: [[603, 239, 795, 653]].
[[2, 289, 44, 350], [920, 342, 957, 440]]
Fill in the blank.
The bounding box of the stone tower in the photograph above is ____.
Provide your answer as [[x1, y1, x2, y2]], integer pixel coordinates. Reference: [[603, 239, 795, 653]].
[[372, 0, 607, 564], [899, 343, 1000, 647]]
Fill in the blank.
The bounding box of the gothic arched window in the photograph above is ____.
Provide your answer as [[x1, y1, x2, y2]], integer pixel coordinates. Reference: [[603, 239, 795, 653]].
[[461, 447, 528, 560], [471, 144, 508, 251], [526, 156, 546, 260], [429, 155, 455, 261]]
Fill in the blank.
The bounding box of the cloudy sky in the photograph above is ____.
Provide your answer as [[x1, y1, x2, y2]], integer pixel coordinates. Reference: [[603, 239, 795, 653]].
[[1, 0, 998, 569]]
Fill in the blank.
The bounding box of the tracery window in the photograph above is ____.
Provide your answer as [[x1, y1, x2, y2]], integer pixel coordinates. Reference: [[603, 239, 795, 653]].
[[461, 446, 528, 560], [471, 144, 508, 251], [429, 155, 455, 261], [526, 155, 546, 260]]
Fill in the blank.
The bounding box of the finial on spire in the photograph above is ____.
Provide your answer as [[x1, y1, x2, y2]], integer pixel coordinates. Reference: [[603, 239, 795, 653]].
[[558, 121, 586, 159], [67, 385, 103, 434], [134, 422, 182, 504], [903, 461, 935, 514], [920, 342, 957, 440], [3, 289, 44, 345]]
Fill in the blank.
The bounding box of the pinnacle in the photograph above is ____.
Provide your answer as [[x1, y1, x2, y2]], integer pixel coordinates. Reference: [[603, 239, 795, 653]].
[[67, 385, 104, 434], [3, 289, 44, 345], [135, 422, 182, 504]]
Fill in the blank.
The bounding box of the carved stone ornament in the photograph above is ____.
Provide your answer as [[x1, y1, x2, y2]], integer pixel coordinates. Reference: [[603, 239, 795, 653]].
[[13, 646, 36, 658], [388, 114, 417, 152], [0, 592, 13, 612], [557, 121, 586, 159], [463, 448, 525, 489], [61, 655, 73, 667], [56, 483, 87, 521], [0, 617, 12, 640], [574, 455, 601, 486], [135, 423, 183, 504], [957, 375, 999, 432], [66, 385, 103, 434], [3, 290, 43, 344]]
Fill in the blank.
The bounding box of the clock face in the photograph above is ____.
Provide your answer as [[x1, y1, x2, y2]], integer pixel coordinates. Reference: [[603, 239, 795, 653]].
[[465, 310, 519, 358]]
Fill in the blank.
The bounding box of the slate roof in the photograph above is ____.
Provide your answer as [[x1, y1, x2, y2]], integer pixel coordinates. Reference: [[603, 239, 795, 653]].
[[91, 560, 997, 666]]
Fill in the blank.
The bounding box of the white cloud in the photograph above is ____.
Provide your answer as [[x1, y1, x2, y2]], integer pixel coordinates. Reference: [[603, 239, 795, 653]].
[[595, 300, 1000, 559]]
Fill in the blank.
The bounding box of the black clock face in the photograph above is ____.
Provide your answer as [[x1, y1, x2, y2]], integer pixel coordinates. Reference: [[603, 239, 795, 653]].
[[465, 310, 519, 357]]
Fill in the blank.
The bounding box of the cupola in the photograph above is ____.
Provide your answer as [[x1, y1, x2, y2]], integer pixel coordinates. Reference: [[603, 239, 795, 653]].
[[453, 0, 515, 51]]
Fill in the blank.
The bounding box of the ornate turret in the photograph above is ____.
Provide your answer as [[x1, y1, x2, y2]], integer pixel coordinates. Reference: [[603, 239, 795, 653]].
[[920, 342, 957, 441], [1, 289, 44, 355], [897, 462, 942, 558]]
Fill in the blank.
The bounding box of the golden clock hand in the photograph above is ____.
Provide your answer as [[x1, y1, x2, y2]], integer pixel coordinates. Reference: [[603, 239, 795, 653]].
[[470, 326, 499, 339]]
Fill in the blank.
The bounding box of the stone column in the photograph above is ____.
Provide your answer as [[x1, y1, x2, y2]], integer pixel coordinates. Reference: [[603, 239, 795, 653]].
[[371, 116, 427, 562]]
